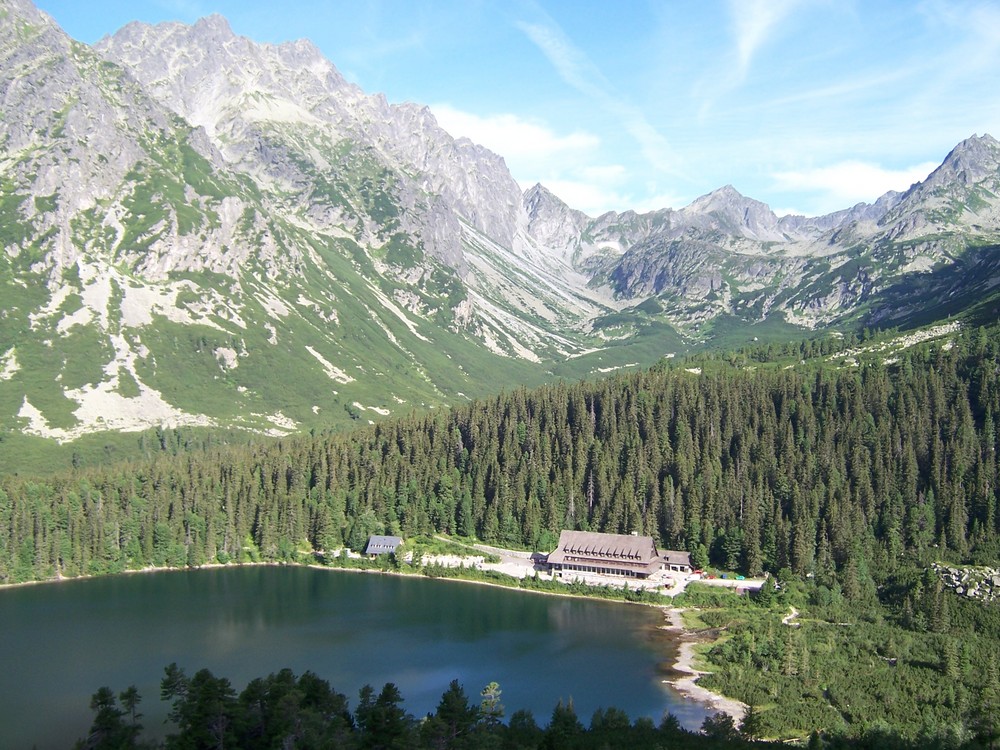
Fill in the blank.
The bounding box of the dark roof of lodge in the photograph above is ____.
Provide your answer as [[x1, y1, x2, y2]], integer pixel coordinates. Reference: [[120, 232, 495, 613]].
[[364, 535, 402, 555], [546, 530, 660, 567]]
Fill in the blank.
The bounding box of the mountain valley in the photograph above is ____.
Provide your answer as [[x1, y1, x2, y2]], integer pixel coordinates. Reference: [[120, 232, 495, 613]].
[[2, 0, 1000, 465]]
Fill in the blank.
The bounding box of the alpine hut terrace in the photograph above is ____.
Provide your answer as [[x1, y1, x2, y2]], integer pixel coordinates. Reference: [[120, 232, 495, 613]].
[[546, 530, 691, 579]]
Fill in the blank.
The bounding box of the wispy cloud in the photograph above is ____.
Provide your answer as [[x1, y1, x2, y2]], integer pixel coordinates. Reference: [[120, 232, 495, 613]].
[[695, 0, 808, 118], [729, 0, 805, 83], [753, 67, 919, 112], [515, 21, 601, 98], [516, 17, 681, 178]]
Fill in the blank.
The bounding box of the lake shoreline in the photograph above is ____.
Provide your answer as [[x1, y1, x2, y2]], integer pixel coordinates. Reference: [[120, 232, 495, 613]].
[[0, 561, 693, 750], [0, 560, 745, 726], [0, 557, 663, 604], [659, 607, 747, 724]]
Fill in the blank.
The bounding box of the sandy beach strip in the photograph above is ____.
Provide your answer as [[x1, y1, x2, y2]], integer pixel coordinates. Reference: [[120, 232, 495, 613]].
[[661, 608, 747, 723]]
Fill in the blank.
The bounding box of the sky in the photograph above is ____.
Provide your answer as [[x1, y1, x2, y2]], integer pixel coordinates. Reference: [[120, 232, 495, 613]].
[[33, 0, 1000, 218]]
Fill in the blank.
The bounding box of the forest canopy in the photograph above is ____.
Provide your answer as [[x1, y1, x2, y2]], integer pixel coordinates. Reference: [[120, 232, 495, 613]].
[[2, 324, 999, 596]]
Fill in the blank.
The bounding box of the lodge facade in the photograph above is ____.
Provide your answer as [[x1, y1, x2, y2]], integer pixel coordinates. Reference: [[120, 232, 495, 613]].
[[546, 530, 692, 579]]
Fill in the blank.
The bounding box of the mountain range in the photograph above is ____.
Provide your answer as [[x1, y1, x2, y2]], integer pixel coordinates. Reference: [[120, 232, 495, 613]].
[[2, 0, 1000, 452]]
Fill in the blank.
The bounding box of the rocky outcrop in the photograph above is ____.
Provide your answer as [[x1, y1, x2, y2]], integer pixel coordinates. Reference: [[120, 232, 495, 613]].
[[933, 562, 1000, 604]]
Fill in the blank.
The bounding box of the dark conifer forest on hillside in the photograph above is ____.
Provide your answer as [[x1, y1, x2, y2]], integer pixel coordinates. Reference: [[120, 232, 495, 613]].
[[3, 325, 1000, 585], [8, 324, 1000, 744]]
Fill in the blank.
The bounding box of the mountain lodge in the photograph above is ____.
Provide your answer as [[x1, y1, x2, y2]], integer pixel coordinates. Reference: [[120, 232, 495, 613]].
[[545, 530, 691, 579]]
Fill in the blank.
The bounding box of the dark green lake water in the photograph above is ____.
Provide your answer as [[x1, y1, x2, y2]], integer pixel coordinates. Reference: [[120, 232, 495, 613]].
[[0, 566, 704, 748]]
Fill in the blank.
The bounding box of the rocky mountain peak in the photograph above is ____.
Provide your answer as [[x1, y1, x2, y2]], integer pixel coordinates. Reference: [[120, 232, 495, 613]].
[[682, 184, 784, 241], [876, 133, 1000, 239], [98, 15, 525, 261], [522, 183, 591, 259], [694, 183, 742, 201], [686, 184, 757, 213], [192, 13, 234, 39], [97, 17, 355, 136], [929, 133, 1000, 187], [524, 183, 569, 218]]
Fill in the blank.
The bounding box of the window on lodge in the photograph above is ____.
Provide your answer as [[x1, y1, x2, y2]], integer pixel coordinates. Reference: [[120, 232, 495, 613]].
[[563, 564, 644, 577]]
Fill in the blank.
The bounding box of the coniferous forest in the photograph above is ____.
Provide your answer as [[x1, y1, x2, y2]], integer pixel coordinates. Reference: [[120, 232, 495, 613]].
[[7, 324, 1000, 744], [69, 662, 962, 750], [3, 325, 999, 585]]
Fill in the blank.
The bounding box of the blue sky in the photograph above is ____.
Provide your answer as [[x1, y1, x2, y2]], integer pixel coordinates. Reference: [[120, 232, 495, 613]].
[[34, 0, 1000, 217]]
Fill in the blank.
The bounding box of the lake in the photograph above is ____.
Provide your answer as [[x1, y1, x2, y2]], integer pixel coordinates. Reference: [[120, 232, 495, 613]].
[[0, 566, 705, 748]]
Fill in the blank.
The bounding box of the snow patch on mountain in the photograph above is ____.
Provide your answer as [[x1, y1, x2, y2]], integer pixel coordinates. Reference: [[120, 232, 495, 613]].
[[369, 285, 429, 342], [353, 402, 391, 416], [305, 345, 355, 384], [17, 372, 215, 444], [0, 348, 20, 380]]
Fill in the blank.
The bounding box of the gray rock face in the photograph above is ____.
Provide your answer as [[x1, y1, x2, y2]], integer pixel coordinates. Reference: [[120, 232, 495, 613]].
[[1, 1, 185, 273], [522, 184, 590, 264], [14, 0, 1000, 340], [96, 15, 525, 274]]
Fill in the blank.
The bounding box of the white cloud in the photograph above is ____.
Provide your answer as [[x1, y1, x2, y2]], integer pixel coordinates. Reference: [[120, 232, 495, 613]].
[[429, 104, 682, 216], [772, 160, 939, 210], [541, 175, 683, 217], [541, 180, 630, 217], [517, 21, 597, 96], [430, 104, 599, 159]]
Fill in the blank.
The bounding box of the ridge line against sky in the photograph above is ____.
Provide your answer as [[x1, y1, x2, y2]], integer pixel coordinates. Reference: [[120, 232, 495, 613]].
[[33, 0, 1000, 218]]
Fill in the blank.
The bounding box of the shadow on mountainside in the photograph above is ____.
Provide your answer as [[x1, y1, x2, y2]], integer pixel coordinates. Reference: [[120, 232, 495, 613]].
[[856, 243, 1000, 330]]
